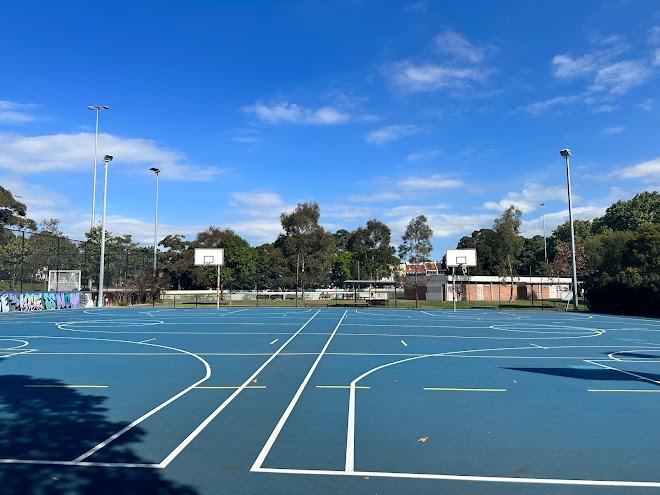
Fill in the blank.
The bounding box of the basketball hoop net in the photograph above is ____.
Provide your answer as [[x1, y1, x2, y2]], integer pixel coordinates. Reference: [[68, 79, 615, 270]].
[[459, 263, 468, 276]]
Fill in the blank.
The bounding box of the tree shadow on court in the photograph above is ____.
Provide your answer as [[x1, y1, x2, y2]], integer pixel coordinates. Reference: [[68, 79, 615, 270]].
[[504, 367, 660, 384], [0, 374, 200, 495]]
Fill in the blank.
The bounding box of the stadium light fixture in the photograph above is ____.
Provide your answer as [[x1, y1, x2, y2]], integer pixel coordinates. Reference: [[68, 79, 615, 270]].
[[560, 149, 579, 312], [89, 105, 110, 231], [98, 154, 113, 308], [150, 167, 161, 274]]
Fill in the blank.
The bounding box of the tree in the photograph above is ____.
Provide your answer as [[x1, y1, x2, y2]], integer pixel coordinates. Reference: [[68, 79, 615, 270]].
[[0, 186, 36, 230], [456, 228, 498, 275], [492, 206, 523, 302], [593, 191, 660, 232], [348, 219, 398, 281], [276, 202, 335, 295], [159, 234, 193, 290], [398, 215, 433, 305]]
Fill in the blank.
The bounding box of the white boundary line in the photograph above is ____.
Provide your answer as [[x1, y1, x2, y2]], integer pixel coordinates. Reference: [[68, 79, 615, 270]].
[[252, 467, 660, 488], [251, 310, 347, 471], [158, 309, 323, 467]]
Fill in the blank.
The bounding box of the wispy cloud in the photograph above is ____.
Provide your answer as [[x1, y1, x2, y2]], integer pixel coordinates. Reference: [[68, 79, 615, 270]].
[[385, 30, 491, 94], [516, 95, 580, 116], [388, 62, 486, 93], [242, 101, 350, 125], [601, 125, 625, 135], [407, 148, 443, 161], [483, 183, 568, 213], [0, 132, 222, 181], [590, 60, 651, 95], [365, 124, 419, 144], [432, 30, 487, 63], [638, 98, 654, 111], [398, 175, 463, 190], [228, 191, 285, 211], [0, 101, 41, 124], [346, 192, 401, 203], [612, 157, 660, 180], [552, 37, 653, 96]]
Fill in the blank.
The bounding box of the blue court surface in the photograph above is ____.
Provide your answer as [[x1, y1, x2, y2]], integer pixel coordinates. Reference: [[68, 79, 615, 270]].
[[1, 307, 660, 495]]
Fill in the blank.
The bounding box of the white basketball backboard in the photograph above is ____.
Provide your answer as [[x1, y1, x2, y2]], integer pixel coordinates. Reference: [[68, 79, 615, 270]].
[[194, 248, 224, 266], [445, 249, 477, 267]]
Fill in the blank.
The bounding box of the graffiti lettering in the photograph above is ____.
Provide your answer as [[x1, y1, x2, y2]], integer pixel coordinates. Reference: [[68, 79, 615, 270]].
[[0, 292, 88, 313]]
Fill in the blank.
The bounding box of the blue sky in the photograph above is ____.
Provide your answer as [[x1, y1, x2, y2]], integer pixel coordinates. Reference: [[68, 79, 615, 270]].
[[1, 0, 659, 259]]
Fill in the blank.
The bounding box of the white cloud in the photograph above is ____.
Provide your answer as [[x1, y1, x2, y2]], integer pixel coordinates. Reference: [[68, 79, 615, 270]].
[[653, 48, 660, 66], [398, 175, 463, 190], [649, 26, 660, 45], [612, 157, 660, 180], [638, 98, 654, 111], [0, 132, 222, 182], [388, 61, 486, 93], [483, 183, 568, 213], [552, 53, 602, 79], [407, 148, 443, 161], [365, 124, 419, 144], [433, 30, 486, 63], [601, 126, 625, 135], [590, 60, 651, 95], [228, 191, 285, 211], [346, 192, 401, 203], [517, 95, 580, 116], [0, 101, 41, 124], [242, 101, 350, 125]]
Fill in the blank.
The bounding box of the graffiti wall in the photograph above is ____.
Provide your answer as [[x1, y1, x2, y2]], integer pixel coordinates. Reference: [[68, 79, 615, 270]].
[[0, 292, 90, 312]]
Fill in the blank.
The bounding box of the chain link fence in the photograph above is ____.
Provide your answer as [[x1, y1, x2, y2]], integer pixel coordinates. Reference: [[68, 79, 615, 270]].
[[0, 227, 152, 293]]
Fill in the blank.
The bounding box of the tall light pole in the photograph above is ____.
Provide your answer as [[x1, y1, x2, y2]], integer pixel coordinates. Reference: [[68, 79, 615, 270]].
[[149, 167, 160, 273], [560, 149, 579, 312], [88, 105, 110, 231], [540, 202, 547, 263], [98, 154, 113, 308]]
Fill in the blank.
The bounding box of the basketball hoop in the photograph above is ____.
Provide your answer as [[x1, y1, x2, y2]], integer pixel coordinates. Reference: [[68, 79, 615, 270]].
[[459, 263, 468, 276]]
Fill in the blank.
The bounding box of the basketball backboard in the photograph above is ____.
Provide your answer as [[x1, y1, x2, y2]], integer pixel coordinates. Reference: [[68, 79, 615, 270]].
[[445, 249, 477, 268], [194, 248, 224, 266]]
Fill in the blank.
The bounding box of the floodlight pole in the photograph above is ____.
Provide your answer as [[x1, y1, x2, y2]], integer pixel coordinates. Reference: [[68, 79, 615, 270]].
[[149, 167, 160, 274], [98, 154, 113, 308], [561, 149, 579, 312], [540, 202, 547, 263], [89, 105, 109, 231]]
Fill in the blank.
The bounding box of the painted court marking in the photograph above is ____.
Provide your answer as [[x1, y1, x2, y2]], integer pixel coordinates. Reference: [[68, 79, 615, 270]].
[[3, 308, 660, 490]]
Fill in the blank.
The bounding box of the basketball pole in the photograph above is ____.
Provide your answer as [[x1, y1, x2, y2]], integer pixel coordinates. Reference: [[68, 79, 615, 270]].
[[216, 265, 220, 310], [452, 266, 456, 312]]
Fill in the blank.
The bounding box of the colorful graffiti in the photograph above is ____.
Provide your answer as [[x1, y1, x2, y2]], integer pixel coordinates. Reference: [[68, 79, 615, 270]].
[[0, 292, 90, 312]]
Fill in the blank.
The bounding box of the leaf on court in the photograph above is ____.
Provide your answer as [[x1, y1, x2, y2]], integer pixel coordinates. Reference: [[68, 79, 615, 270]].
[[418, 436, 428, 443], [252, 379, 258, 383]]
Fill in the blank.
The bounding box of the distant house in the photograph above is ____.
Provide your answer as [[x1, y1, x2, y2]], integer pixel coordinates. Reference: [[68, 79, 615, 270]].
[[402, 262, 440, 276]]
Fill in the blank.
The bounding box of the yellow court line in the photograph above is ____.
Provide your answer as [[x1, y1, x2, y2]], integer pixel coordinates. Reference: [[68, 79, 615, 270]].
[[423, 387, 507, 392], [270, 339, 279, 345], [25, 385, 108, 389], [588, 389, 660, 393], [194, 386, 267, 389], [316, 385, 371, 389], [401, 340, 408, 346]]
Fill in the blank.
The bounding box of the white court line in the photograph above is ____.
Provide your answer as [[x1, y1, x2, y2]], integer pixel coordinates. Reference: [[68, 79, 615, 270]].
[[159, 310, 323, 468], [584, 360, 660, 386], [251, 310, 347, 471], [252, 466, 660, 488], [0, 349, 38, 359], [73, 340, 213, 462]]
